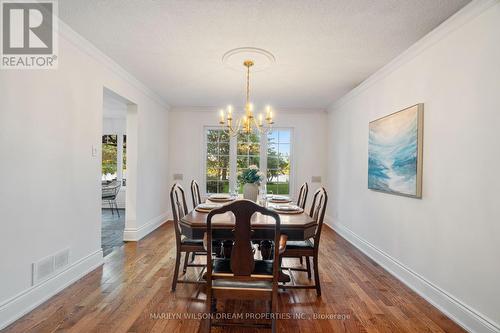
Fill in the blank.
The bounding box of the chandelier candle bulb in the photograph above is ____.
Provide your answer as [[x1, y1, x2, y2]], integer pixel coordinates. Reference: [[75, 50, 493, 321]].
[[216, 59, 275, 135], [219, 109, 225, 124]]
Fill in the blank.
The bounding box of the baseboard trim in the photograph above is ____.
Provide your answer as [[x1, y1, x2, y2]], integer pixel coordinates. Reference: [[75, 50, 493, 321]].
[[324, 217, 499, 333], [123, 211, 170, 241], [0, 249, 103, 330]]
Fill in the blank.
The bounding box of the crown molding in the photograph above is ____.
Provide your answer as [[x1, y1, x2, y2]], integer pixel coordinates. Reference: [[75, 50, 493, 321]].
[[170, 106, 327, 114], [328, 0, 498, 113], [56, 18, 170, 110]]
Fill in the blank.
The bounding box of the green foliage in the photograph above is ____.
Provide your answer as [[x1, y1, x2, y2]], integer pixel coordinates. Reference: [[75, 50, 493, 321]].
[[238, 165, 264, 185]]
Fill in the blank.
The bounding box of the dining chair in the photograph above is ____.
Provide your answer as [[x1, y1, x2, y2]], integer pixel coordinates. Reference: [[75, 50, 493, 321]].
[[190, 179, 202, 210], [102, 180, 121, 217], [280, 187, 327, 296], [170, 183, 206, 291], [204, 200, 286, 332], [296, 182, 308, 209]]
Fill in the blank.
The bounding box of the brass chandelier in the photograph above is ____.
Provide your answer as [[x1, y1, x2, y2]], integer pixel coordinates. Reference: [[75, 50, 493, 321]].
[[218, 60, 275, 136]]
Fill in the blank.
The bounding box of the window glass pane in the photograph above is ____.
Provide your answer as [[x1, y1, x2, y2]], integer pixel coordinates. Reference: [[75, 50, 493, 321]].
[[122, 135, 127, 186], [265, 129, 291, 195], [278, 143, 290, 157], [207, 130, 219, 142], [102, 135, 117, 181], [218, 155, 229, 168], [219, 130, 230, 142], [267, 131, 278, 145], [249, 156, 260, 166], [267, 156, 279, 170], [207, 143, 218, 155], [207, 181, 218, 193], [237, 156, 249, 169], [248, 143, 260, 155], [205, 128, 230, 193], [237, 143, 248, 155], [278, 130, 291, 143], [219, 143, 230, 155]]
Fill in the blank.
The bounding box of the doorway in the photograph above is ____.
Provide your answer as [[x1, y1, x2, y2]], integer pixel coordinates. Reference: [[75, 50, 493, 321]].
[[101, 88, 133, 256]]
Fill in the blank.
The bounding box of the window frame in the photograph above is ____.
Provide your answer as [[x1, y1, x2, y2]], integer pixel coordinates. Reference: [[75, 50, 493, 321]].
[[202, 126, 294, 197]]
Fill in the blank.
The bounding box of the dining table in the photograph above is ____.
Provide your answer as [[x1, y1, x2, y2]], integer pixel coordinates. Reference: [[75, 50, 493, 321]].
[[179, 196, 317, 282]]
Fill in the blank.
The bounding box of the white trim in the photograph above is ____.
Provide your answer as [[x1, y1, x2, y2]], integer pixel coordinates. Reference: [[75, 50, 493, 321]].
[[123, 211, 170, 241], [0, 249, 103, 330], [324, 217, 500, 333], [328, 0, 499, 112], [56, 18, 169, 110]]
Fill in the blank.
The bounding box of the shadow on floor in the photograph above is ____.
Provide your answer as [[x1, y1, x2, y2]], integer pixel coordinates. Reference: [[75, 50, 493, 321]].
[[102, 208, 125, 257]]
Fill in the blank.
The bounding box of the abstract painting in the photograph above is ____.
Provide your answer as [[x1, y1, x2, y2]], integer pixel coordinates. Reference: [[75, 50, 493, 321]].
[[368, 104, 423, 198]]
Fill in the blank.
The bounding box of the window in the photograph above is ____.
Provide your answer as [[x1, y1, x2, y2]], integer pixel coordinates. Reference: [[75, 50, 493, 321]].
[[102, 134, 127, 185], [266, 129, 291, 195], [102, 135, 117, 180], [204, 127, 292, 195], [237, 132, 260, 193], [206, 129, 230, 193]]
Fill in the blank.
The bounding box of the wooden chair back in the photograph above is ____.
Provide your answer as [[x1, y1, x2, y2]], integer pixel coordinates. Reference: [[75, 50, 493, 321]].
[[190, 180, 202, 210], [206, 199, 281, 280], [296, 182, 308, 209], [170, 183, 188, 245], [309, 187, 328, 251]]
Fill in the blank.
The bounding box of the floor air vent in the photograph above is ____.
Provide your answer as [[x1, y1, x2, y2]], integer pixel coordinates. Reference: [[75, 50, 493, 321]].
[[32, 249, 70, 285]]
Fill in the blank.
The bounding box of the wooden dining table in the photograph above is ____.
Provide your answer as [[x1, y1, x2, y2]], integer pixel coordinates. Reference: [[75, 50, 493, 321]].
[[180, 200, 317, 241], [180, 198, 316, 283]]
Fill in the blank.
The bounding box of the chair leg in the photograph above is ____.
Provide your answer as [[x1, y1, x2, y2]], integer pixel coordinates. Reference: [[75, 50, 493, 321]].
[[109, 201, 114, 215], [313, 255, 321, 296], [306, 256, 312, 279], [299, 256, 303, 265], [183, 252, 190, 274], [115, 201, 120, 217], [171, 249, 181, 291], [204, 286, 212, 333], [190, 252, 196, 263]]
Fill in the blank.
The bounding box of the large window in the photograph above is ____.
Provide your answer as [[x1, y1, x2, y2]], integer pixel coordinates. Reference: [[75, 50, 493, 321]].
[[102, 134, 127, 185], [267, 129, 291, 195], [204, 127, 292, 195], [206, 129, 230, 193], [102, 135, 117, 179]]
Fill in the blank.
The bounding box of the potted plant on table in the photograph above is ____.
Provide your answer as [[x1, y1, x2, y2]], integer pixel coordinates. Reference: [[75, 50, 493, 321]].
[[238, 165, 264, 202]]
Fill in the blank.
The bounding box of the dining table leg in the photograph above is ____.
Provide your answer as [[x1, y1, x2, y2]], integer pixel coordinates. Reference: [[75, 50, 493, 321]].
[[260, 240, 291, 283], [222, 240, 233, 258]]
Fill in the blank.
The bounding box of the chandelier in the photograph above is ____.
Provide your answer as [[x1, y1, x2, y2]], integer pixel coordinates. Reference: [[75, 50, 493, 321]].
[[218, 60, 274, 136]]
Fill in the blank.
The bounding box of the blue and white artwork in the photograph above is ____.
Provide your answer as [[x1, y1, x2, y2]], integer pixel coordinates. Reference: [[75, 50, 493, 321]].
[[368, 104, 423, 197]]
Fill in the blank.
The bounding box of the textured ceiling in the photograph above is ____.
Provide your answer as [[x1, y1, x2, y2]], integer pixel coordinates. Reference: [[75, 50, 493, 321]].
[[59, 0, 470, 110]]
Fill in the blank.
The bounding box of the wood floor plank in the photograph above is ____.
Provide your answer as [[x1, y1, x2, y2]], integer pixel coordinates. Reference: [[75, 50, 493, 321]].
[[2, 222, 466, 333]]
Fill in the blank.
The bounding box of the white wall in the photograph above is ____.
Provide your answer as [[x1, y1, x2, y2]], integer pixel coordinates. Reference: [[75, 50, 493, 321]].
[[326, 2, 500, 333], [0, 21, 170, 328], [168, 108, 327, 207]]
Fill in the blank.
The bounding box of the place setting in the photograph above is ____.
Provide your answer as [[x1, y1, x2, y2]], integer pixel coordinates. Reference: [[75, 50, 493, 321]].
[[268, 203, 304, 214], [195, 202, 223, 213], [206, 193, 237, 203], [267, 195, 292, 204]]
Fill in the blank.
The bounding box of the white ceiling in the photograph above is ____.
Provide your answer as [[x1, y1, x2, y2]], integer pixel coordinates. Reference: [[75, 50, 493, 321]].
[[59, 0, 470, 110]]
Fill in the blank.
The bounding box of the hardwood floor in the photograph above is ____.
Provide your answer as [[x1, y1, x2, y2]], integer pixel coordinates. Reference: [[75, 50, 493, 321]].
[[101, 208, 125, 257], [2, 222, 466, 333]]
